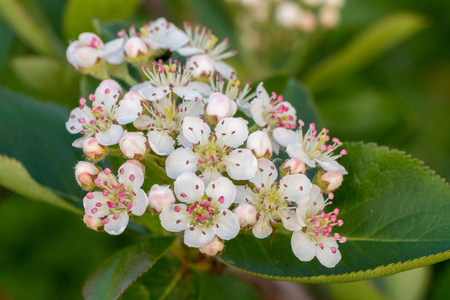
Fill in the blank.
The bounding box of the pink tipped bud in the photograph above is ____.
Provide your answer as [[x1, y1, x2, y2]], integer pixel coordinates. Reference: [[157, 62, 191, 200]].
[[148, 184, 175, 213], [281, 158, 306, 175], [205, 92, 236, 123], [83, 214, 104, 231], [233, 203, 257, 227], [119, 131, 149, 160], [75, 161, 102, 190], [124, 37, 150, 60], [66, 33, 104, 70], [313, 170, 344, 193], [187, 54, 216, 79], [199, 236, 224, 256], [246, 131, 273, 159], [82, 137, 107, 161]]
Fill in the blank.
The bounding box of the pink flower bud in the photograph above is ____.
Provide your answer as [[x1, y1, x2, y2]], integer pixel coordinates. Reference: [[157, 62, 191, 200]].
[[148, 184, 175, 213], [75, 161, 102, 190], [83, 214, 104, 231], [188, 55, 216, 78], [313, 170, 343, 193], [124, 37, 150, 60], [281, 158, 306, 175], [319, 6, 340, 28], [124, 160, 145, 173], [205, 92, 236, 123], [246, 131, 272, 159], [66, 33, 104, 70], [199, 236, 224, 256], [233, 203, 257, 227], [119, 131, 149, 159], [82, 137, 107, 161]]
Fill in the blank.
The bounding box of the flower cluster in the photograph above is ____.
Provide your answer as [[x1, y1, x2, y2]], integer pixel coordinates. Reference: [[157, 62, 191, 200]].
[[67, 18, 347, 268]]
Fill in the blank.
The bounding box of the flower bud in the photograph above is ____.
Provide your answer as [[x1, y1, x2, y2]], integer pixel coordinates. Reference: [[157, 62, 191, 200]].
[[275, 2, 303, 29], [281, 158, 306, 175], [205, 92, 237, 126], [124, 160, 145, 173], [313, 170, 344, 193], [319, 6, 340, 28], [188, 55, 216, 79], [75, 161, 102, 190], [124, 37, 150, 65], [246, 131, 272, 159], [199, 236, 224, 256], [119, 131, 149, 159], [148, 184, 176, 213], [233, 203, 257, 227], [83, 214, 104, 231], [82, 137, 107, 161], [298, 11, 317, 33]]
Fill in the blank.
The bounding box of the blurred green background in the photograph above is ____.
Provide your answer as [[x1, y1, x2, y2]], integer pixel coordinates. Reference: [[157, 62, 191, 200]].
[[0, 0, 448, 299]]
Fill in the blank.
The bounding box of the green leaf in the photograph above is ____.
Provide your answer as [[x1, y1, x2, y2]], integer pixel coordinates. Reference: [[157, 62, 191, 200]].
[[63, 0, 142, 40], [220, 143, 450, 283], [10, 55, 80, 105], [83, 236, 175, 300], [0, 86, 84, 200], [304, 13, 427, 93], [0, 155, 81, 214], [0, 20, 13, 75]]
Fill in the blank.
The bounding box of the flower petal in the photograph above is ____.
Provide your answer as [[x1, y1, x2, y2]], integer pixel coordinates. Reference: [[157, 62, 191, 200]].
[[272, 127, 300, 147], [252, 217, 272, 239], [213, 209, 240, 240], [280, 211, 302, 231], [249, 158, 278, 187], [148, 130, 175, 155], [286, 143, 315, 167], [105, 213, 129, 235], [199, 168, 222, 186], [102, 38, 125, 65], [173, 86, 203, 101], [184, 226, 215, 248], [165, 148, 198, 179], [174, 172, 204, 203], [250, 98, 267, 127], [177, 46, 205, 56], [160, 204, 191, 232], [235, 185, 254, 204], [117, 162, 145, 191], [83, 192, 110, 218], [315, 236, 342, 268], [115, 96, 143, 125], [213, 60, 235, 79], [316, 160, 348, 175], [291, 231, 316, 262], [215, 117, 249, 148], [225, 149, 257, 180], [205, 177, 236, 209], [131, 189, 148, 216], [182, 116, 210, 144], [279, 174, 312, 203], [139, 85, 169, 101], [95, 125, 123, 146]]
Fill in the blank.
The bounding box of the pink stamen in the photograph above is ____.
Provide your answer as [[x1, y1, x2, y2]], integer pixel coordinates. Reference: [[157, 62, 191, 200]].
[[104, 168, 111, 175], [174, 205, 181, 212], [86, 192, 94, 199]]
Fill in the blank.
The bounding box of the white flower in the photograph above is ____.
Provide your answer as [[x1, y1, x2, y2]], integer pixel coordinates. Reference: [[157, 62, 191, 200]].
[[141, 18, 190, 52], [235, 158, 312, 238], [273, 122, 348, 174], [177, 24, 237, 79], [165, 116, 257, 184], [159, 173, 240, 248], [133, 96, 204, 155], [250, 82, 296, 154], [84, 163, 148, 235], [291, 184, 346, 268], [139, 60, 209, 101], [66, 33, 104, 69], [66, 80, 142, 147]]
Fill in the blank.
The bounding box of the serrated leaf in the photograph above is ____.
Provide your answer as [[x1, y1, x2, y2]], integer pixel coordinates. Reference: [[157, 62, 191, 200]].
[[83, 236, 175, 300], [0, 155, 81, 214], [63, 0, 142, 40], [0, 86, 83, 200], [220, 143, 450, 283], [305, 13, 427, 92]]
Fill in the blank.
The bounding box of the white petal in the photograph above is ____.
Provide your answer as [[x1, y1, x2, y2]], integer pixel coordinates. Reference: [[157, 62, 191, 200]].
[[161, 23, 190, 50], [297, 184, 324, 217], [291, 231, 316, 262], [256, 82, 270, 105], [316, 159, 348, 175], [235, 185, 254, 204], [72, 136, 87, 148], [181, 98, 205, 117], [182, 116, 210, 144], [173, 86, 203, 101], [160, 204, 191, 232], [215, 117, 249, 148], [174, 172, 204, 203], [213, 209, 240, 240], [177, 46, 205, 56], [95, 125, 123, 146], [148, 130, 175, 155], [165, 148, 198, 179], [286, 143, 315, 167], [139, 85, 169, 101], [213, 60, 235, 79], [316, 236, 342, 268], [252, 217, 272, 239], [199, 168, 222, 186], [272, 127, 300, 147], [205, 177, 236, 209], [117, 162, 145, 191], [225, 149, 257, 180], [94, 80, 121, 109], [279, 174, 312, 203], [83, 192, 110, 218], [177, 132, 192, 148], [184, 226, 215, 248], [133, 114, 154, 130], [250, 98, 267, 127], [188, 81, 212, 97], [115, 98, 142, 125], [105, 213, 129, 235], [249, 158, 278, 187], [131, 189, 148, 216], [281, 211, 302, 231], [102, 38, 125, 64]]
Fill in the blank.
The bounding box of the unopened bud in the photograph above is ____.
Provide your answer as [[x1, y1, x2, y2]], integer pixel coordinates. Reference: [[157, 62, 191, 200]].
[[199, 236, 224, 256], [281, 158, 306, 175], [233, 203, 257, 227], [275, 2, 303, 29], [124, 160, 145, 173], [313, 170, 343, 193], [148, 184, 176, 213], [119, 131, 149, 159], [66, 33, 106, 76], [319, 6, 340, 28], [124, 37, 150, 64], [188, 55, 216, 79], [205, 92, 236, 124], [75, 161, 102, 190], [83, 214, 104, 231], [246, 131, 272, 159], [82, 137, 107, 161]]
